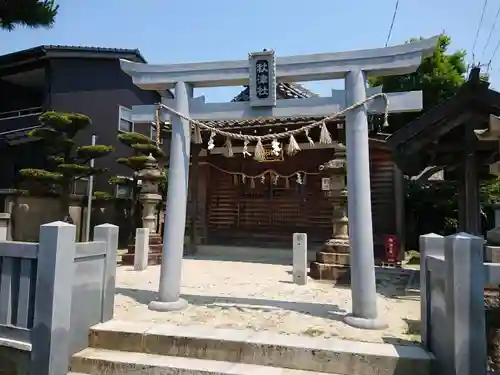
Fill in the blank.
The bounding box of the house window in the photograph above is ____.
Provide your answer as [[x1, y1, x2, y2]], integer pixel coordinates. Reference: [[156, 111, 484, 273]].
[[118, 106, 133, 132], [115, 184, 133, 199], [72, 178, 88, 195], [114, 176, 134, 199]]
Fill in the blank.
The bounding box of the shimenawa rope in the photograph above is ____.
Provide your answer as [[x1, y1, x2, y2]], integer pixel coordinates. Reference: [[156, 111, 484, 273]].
[[155, 92, 389, 161]]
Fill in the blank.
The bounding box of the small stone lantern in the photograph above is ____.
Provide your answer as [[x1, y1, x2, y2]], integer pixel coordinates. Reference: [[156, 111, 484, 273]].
[[310, 143, 351, 283], [137, 154, 163, 232], [122, 154, 165, 266]]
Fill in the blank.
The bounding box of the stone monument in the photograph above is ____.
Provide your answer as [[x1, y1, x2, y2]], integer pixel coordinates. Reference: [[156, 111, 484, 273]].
[[121, 154, 164, 265], [310, 144, 350, 283]]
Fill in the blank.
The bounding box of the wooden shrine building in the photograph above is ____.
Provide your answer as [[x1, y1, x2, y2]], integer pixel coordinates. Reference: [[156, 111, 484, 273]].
[[182, 82, 404, 254], [387, 67, 500, 235]]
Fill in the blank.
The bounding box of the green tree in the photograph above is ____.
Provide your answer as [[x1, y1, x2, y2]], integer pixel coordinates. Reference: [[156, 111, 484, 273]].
[[0, 0, 58, 30], [370, 34, 499, 246], [369, 34, 468, 133], [19, 112, 113, 222], [110, 132, 166, 240]]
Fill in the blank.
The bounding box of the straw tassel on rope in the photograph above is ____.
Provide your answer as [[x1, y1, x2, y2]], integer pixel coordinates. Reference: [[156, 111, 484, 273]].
[[243, 140, 251, 158], [305, 129, 314, 146], [253, 138, 266, 161], [287, 134, 301, 156], [224, 137, 234, 158], [319, 122, 333, 144], [207, 130, 216, 151], [383, 113, 390, 128], [155, 105, 162, 147], [192, 124, 202, 144], [383, 96, 390, 128], [158, 92, 390, 149]]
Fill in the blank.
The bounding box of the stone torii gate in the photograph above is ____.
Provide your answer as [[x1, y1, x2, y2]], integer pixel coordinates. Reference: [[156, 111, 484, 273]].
[[121, 37, 438, 329]]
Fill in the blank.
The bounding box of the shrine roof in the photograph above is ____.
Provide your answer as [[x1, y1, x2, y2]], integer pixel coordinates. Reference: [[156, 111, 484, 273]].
[[207, 82, 327, 129], [206, 115, 339, 130], [231, 82, 319, 102], [387, 67, 500, 176]]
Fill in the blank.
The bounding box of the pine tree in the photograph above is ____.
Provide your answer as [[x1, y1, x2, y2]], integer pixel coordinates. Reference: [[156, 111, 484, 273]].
[[110, 132, 166, 239], [19, 111, 113, 222], [0, 0, 58, 30]]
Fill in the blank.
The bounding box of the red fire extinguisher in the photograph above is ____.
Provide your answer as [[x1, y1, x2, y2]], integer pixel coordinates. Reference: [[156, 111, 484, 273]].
[[384, 235, 399, 263]]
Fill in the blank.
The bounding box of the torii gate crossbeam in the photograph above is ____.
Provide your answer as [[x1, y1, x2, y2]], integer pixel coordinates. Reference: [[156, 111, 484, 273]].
[[121, 37, 438, 330], [130, 88, 423, 123]]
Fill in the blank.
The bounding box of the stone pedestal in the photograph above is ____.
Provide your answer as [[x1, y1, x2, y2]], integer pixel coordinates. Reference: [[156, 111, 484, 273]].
[[310, 144, 351, 283], [123, 232, 163, 266]]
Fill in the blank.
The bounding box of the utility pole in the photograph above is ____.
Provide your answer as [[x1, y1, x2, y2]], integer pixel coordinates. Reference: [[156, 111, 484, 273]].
[[85, 134, 97, 242]]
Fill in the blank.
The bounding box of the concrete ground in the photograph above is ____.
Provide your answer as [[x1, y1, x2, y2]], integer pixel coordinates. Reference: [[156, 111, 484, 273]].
[[114, 256, 420, 344]]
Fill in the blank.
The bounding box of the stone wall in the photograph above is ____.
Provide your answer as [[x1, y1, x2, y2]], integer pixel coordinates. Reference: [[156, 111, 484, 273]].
[[0, 192, 130, 245]]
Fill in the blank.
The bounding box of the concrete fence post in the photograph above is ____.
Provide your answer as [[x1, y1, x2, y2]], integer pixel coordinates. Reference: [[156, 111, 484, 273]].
[[30, 221, 76, 375], [293, 233, 308, 285], [134, 228, 150, 271], [94, 223, 119, 322], [419, 233, 444, 350], [0, 213, 10, 241], [444, 232, 486, 375]]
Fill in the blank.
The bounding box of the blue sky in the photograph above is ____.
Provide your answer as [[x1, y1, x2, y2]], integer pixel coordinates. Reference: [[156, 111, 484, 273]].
[[1, 0, 495, 101]]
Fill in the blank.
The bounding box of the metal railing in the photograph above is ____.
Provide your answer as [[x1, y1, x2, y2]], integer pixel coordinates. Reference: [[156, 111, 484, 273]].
[[0, 106, 44, 121]]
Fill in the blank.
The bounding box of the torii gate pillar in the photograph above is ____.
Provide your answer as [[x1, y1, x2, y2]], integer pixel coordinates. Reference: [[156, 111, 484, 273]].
[[149, 82, 192, 312], [121, 37, 438, 328], [343, 70, 383, 328]]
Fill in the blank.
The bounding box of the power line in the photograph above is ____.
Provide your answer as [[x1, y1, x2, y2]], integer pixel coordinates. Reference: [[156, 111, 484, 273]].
[[385, 0, 400, 47], [472, 0, 489, 62], [482, 3, 500, 58], [489, 38, 500, 67]]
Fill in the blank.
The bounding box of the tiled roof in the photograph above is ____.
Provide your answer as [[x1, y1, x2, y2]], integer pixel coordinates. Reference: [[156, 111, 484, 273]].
[[0, 45, 147, 66], [161, 83, 340, 130], [206, 115, 335, 129], [42, 45, 146, 62], [198, 82, 322, 129], [232, 82, 319, 102]]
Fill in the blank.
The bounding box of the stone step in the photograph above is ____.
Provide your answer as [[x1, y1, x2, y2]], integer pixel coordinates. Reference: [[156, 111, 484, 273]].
[[87, 321, 433, 375], [70, 348, 334, 375]]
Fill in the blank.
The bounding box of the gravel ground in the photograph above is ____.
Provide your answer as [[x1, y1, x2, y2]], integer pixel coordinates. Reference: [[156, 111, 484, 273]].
[[114, 258, 420, 344]]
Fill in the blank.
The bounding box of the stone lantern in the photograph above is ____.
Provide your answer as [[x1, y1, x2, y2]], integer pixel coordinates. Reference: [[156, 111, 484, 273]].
[[310, 143, 351, 283], [121, 154, 164, 265], [137, 154, 163, 231]]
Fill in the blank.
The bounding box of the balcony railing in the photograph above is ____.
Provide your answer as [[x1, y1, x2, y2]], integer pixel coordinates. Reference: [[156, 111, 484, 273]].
[[0, 106, 44, 121], [0, 107, 45, 143]]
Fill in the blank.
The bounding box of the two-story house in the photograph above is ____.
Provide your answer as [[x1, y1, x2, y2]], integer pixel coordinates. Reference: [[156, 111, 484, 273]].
[[0, 45, 170, 195]]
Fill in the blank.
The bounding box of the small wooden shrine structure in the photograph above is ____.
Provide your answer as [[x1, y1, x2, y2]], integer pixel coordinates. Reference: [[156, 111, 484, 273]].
[[387, 68, 500, 235], [182, 83, 398, 251]]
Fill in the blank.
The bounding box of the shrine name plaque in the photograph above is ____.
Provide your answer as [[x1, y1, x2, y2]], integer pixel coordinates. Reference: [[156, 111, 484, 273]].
[[248, 50, 277, 107], [257, 144, 284, 163]]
